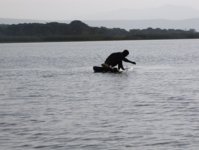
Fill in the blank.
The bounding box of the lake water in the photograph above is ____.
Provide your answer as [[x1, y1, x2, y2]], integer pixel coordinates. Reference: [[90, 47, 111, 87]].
[[0, 39, 199, 150]]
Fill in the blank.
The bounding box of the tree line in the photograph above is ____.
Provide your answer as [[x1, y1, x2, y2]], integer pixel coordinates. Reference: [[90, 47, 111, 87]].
[[0, 20, 199, 42]]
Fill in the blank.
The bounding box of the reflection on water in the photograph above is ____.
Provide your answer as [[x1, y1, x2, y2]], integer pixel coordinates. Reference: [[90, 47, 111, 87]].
[[0, 40, 199, 150]]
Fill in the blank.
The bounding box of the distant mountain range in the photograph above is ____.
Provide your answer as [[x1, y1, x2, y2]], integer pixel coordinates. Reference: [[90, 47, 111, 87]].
[[0, 18, 47, 24], [84, 19, 199, 31], [87, 5, 199, 20], [1, 18, 199, 31]]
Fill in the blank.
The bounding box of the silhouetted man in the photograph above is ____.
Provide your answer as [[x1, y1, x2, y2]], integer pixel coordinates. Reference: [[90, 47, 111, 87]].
[[102, 49, 136, 70]]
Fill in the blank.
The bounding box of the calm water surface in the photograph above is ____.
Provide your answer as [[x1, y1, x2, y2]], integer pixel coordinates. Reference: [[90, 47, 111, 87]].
[[0, 40, 199, 150]]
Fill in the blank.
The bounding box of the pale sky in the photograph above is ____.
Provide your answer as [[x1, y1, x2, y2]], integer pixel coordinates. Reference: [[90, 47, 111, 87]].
[[0, 0, 199, 20]]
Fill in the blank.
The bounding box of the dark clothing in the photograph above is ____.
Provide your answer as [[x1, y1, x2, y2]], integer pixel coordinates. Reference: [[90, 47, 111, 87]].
[[104, 52, 135, 70]]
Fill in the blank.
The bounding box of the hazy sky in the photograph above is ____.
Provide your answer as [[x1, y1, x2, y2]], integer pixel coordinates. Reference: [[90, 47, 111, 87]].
[[1, 0, 199, 20]]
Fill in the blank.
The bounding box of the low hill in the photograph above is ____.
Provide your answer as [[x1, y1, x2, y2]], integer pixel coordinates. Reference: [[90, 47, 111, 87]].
[[0, 20, 199, 43], [1, 18, 199, 31]]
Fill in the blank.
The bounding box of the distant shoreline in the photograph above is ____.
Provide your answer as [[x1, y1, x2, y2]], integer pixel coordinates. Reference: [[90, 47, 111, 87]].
[[1, 38, 199, 44], [1, 20, 199, 43]]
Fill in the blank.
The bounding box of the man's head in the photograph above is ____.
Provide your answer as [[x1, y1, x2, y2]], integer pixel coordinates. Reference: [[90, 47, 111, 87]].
[[122, 49, 129, 57]]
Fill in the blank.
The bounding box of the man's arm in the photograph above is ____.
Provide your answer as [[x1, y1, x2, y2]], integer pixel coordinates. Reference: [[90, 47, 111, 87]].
[[123, 58, 136, 65], [118, 61, 125, 70]]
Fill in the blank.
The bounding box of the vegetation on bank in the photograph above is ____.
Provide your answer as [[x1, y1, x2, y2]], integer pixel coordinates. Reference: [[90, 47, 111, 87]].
[[0, 20, 199, 43]]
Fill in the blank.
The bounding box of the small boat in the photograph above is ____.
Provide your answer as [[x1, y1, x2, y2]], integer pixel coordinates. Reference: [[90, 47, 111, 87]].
[[93, 66, 121, 73]]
